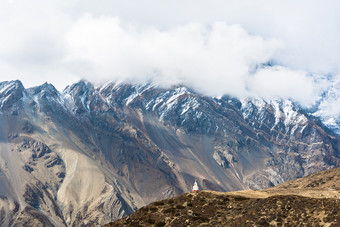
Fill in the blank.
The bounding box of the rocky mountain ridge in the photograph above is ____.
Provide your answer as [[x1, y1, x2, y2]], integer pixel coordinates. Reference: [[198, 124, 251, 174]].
[[0, 79, 339, 226]]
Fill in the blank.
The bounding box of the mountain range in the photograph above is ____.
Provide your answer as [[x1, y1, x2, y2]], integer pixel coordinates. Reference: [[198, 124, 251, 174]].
[[0, 80, 339, 226]]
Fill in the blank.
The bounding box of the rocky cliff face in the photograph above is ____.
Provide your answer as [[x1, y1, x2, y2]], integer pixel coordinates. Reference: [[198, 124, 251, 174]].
[[0, 80, 339, 226]]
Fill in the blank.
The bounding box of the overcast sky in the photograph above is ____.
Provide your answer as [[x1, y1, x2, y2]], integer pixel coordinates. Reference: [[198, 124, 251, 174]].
[[0, 0, 339, 108]]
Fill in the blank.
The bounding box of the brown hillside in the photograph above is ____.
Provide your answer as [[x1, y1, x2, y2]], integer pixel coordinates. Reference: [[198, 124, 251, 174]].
[[269, 167, 340, 191], [104, 168, 340, 227]]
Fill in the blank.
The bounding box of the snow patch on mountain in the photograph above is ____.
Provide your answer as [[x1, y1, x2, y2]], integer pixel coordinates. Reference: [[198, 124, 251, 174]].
[[312, 80, 340, 134], [241, 98, 308, 135], [125, 83, 154, 106], [0, 82, 16, 94]]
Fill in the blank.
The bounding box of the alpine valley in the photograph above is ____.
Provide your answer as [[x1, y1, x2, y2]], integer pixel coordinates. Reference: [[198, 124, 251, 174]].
[[0, 80, 339, 226]]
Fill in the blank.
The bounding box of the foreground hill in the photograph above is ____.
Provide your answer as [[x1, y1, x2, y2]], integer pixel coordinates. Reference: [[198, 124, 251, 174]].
[[268, 165, 340, 191], [105, 168, 340, 226], [0, 80, 339, 226]]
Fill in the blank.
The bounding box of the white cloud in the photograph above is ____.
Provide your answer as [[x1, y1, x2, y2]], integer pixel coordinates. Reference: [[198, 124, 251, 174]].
[[0, 0, 339, 108], [0, 0, 77, 89], [64, 16, 282, 98], [248, 67, 319, 106], [316, 76, 340, 116]]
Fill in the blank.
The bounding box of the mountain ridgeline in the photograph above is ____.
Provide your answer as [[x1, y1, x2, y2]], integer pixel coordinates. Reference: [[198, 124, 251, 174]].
[[0, 80, 339, 226]]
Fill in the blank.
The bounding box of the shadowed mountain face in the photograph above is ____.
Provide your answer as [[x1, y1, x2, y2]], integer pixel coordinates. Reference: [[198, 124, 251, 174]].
[[0, 80, 339, 226]]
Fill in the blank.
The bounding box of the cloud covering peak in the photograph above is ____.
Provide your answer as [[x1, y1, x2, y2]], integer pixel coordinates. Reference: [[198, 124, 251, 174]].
[[0, 0, 339, 108], [66, 16, 282, 97]]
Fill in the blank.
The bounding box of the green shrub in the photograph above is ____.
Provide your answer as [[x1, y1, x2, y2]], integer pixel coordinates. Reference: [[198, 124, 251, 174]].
[[156, 221, 166, 227], [149, 207, 157, 212], [217, 201, 225, 205], [176, 204, 185, 209], [146, 219, 155, 224]]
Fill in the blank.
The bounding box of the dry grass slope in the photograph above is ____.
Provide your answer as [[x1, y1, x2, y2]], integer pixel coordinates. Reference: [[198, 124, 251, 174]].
[[103, 168, 340, 227]]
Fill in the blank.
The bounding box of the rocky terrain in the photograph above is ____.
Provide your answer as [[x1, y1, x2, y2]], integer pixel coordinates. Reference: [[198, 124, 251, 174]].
[[104, 167, 340, 227], [0, 79, 339, 226]]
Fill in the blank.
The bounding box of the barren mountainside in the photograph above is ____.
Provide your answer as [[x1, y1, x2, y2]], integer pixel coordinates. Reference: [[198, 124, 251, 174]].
[[0, 80, 339, 226]]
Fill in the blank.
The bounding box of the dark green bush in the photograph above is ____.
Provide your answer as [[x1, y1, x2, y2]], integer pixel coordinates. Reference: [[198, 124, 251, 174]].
[[156, 221, 166, 227]]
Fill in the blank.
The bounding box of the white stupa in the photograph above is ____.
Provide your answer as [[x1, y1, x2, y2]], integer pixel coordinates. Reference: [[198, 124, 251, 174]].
[[192, 180, 199, 192]]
